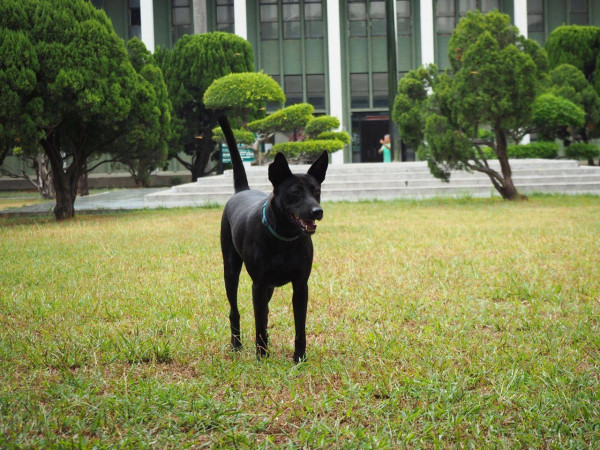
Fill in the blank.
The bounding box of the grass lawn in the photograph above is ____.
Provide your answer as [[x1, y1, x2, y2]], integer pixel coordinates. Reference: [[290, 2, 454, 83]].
[[0, 189, 114, 211], [1, 195, 599, 447]]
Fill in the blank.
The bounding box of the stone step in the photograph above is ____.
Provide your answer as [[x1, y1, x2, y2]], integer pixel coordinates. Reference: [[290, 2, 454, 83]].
[[144, 159, 600, 206]]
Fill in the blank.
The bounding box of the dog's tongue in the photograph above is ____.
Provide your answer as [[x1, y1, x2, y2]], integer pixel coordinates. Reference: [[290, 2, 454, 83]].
[[301, 219, 317, 233]]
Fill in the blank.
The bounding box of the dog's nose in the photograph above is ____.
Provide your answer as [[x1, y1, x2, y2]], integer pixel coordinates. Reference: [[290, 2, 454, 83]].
[[311, 206, 323, 221]]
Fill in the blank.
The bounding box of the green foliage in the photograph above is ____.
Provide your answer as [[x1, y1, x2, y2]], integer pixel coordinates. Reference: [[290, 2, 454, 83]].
[[204, 72, 285, 113], [545, 26, 600, 82], [315, 131, 351, 144], [110, 38, 171, 187], [211, 127, 255, 145], [392, 66, 438, 148], [305, 116, 340, 137], [0, 0, 168, 218], [508, 141, 559, 159], [564, 142, 600, 160], [271, 139, 344, 158], [157, 32, 254, 180], [531, 93, 585, 139], [394, 10, 553, 199], [247, 103, 314, 134]]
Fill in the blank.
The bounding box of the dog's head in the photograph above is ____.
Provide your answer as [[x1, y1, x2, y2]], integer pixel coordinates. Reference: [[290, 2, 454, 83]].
[[268, 151, 328, 235]]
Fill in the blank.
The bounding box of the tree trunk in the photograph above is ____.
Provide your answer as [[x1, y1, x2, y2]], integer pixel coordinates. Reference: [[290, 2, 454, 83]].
[[36, 153, 55, 199], [494, 127, 524, 201], [42, 132, 83, 221], [77, 162, 89, 196]]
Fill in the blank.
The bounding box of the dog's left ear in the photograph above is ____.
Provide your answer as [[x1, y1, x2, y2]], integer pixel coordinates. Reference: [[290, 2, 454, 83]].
[[269, 152, 293, 186], [307, 151, 328, 184]]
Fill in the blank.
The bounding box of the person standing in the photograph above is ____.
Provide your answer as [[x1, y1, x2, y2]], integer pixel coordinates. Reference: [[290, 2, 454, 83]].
[[378, 134, 391, 163]]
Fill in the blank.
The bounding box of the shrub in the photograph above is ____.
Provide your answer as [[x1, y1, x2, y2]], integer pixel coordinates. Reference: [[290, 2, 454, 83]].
[[305, 116, 340, 137], [507, 141, 559, 159], [272, 139, 344, 158], [565, 142, 600, 160], [211, 127, 255, 145], [315, 131, 351, 145]]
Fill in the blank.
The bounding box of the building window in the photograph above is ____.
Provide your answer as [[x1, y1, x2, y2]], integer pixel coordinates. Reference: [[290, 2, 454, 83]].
[[307, 74, 325, 110], [172, 0, 191, 42], [129, 0, 141, 40], [260, 0, 279, 40], [372, 72, 388, 108], [216, 0, 234, 33], [570, 0, 589, 25], [351, 73, 369, 109], [305, 0, 323, 39], [285, 75, 303, 105], [527, 0, 543, 33], [349, 0, 368, 37], [436, 0, 500, 35], [283, 0, 301, 39], [369, 0, 386, 37], [396, 0, 411, 36]]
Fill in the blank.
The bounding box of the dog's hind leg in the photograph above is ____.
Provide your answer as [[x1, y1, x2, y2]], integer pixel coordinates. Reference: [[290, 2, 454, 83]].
[[252, 283, 274, 358], [291, 281, 309, 363]]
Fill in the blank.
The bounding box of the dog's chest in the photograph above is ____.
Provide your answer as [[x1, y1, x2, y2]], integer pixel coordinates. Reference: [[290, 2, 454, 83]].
[[244, 242, 313, 286]]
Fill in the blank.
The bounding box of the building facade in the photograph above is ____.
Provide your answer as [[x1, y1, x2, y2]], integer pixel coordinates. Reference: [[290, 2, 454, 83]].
[[93, 0, 600, 164]]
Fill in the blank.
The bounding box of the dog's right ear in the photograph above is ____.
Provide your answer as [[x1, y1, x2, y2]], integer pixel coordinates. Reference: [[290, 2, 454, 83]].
[[269, 153, 293, 186]]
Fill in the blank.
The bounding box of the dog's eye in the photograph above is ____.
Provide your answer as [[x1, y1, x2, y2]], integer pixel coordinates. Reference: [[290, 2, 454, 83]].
[[288, 188, 301, 201], [314, 188, 321, 197]]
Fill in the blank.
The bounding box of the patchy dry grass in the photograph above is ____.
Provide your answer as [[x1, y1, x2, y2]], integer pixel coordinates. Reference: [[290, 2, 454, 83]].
[[1, 195, 599, 447]]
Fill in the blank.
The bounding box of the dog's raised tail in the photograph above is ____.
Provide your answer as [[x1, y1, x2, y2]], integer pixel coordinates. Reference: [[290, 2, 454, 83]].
[[218, 115, 249, 193]]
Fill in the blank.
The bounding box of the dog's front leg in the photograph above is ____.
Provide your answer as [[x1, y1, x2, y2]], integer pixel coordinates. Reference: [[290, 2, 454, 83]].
[[291, 281, 309, 363], [252, 283, 274, 358]]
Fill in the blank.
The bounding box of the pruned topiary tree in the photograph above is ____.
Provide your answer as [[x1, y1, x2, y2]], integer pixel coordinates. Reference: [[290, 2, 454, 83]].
[[393, 10, 583, 200], [157, 32, 255, 181]]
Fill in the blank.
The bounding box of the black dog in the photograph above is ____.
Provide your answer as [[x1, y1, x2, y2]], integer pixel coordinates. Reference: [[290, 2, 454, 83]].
[[218, 116, 328, 363]]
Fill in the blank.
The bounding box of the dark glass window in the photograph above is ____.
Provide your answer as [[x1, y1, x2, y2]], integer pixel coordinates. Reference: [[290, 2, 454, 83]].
[[172, 0, 191, 42], [372, 73, 388, 108], [351, 73, 369, 109], [305, 0, 323, 39], [260, 1, 279, 40], [283, 1, 301, 39], [307, 74, 326, 110], [285, 75, 303, 105], [570, 0, 589, 25], [216, 0, 234, 33], [436, 0, 455, 35], [481, 0, 499, 12], [527, 0, 544, 33], [396, 0, 411, 36], [369, 0, 386, 37], [349, 0, 367, 37]]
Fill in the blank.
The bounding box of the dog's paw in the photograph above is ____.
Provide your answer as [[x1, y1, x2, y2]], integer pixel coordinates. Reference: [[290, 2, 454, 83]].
[[293, 353, 307, 364]]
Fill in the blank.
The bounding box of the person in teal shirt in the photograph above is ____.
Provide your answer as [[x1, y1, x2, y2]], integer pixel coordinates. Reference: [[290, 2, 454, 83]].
[[378, 134, 391, 162]]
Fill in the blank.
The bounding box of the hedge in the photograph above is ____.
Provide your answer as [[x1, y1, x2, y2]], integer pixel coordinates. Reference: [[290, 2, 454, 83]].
[[479, 141, 559, 160], [565, 142, 600, 160]]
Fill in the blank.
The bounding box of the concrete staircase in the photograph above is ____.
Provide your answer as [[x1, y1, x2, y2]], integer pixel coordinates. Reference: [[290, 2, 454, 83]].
[[144, 159, 600, 207]]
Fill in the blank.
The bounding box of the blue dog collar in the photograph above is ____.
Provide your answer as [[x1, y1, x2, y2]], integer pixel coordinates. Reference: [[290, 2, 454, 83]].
[[262, 201, 300, 242]]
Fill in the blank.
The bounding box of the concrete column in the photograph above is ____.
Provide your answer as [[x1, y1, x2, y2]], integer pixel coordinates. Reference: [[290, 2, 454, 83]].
[[326, 0, 345, 164], [420, 0, 435, 65], [140, 0, 155, 52], [193, 0, 208, 35], [234, 0, 247, 39], [514, 0, 528, 38], [515, 0, 529, 143]]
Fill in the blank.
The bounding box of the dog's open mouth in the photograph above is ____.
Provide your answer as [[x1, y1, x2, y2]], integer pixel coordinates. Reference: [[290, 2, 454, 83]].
[[291, 214, 317, 234]]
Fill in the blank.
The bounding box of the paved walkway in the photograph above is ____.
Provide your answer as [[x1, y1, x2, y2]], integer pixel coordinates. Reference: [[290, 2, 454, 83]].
[[0, 188, 167, 217]]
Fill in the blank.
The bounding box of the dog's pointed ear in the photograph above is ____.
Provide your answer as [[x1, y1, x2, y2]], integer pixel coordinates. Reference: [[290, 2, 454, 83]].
[[307, 151, 328, 184], [269, 152, 293, 186]]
